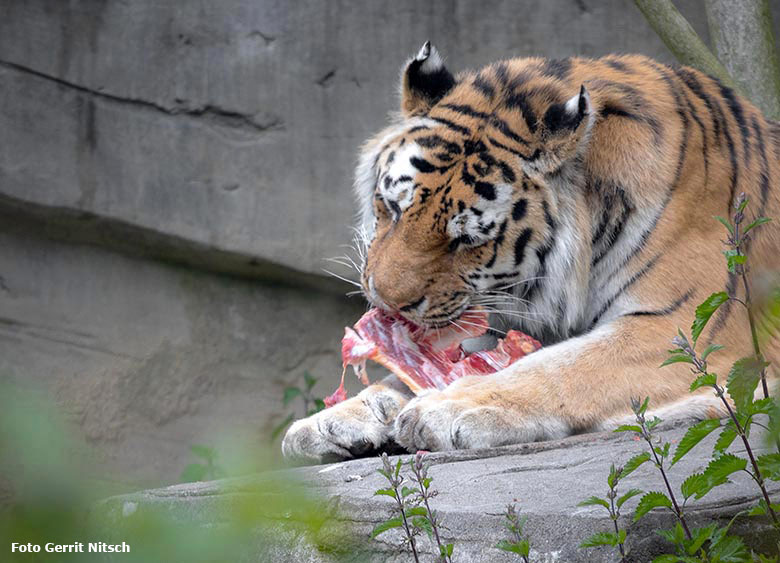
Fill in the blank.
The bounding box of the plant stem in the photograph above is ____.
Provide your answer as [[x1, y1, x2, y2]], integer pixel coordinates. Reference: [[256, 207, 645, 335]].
[[639, 424, 693, 540], [411, 458, 450, 563], [714, 383, 780, 527], [392, 488, 420, 563], [609, 491, 627, 563]]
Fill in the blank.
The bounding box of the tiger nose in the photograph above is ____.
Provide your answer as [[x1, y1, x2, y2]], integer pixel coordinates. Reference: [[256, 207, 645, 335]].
[[368, 274, 427, 315]]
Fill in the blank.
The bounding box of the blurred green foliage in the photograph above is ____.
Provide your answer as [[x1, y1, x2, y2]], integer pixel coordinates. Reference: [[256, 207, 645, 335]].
[[0, 382, 365, 562]]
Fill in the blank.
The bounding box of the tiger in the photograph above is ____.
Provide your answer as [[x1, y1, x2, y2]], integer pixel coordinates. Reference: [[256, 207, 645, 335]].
[[282, 42, 780, 464]]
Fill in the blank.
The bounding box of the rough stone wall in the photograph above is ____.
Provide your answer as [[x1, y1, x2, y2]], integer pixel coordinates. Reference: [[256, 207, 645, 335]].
[[2, 0, 779, 487]]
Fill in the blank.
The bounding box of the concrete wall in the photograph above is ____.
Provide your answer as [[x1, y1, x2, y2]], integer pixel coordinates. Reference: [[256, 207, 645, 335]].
[[2, 0, 779, 487]]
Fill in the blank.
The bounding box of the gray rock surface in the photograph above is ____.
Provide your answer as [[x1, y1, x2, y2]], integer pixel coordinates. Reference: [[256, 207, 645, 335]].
[[99, 422, 779, 562]]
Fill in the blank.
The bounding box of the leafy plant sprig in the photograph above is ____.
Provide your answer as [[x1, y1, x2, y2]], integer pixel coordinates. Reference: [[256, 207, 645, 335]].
[[616, 398, 693, 540], [579, 462, 643, 562], [496, 503, 531, 562], [409, 452, 453, 562], [715, 192, 773, 401], [373, 453, 423, 562]]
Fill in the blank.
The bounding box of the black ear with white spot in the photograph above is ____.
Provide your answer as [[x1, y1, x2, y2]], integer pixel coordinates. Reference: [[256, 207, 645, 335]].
[[401, 41, 456, 116], [543, 84, 592, 133]]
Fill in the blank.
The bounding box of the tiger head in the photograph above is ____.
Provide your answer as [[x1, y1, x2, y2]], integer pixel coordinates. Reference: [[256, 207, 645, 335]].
[[353, 43, 594, 332]]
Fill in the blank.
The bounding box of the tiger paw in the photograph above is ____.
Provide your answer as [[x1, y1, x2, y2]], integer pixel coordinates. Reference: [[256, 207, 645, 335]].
[[281, 383, 409, 464]]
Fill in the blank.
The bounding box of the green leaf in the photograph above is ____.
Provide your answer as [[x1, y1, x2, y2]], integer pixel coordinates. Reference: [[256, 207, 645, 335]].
[[411, 516, 432, 538], [401, 486, 419, 498], [303, 371, 317, 391], [580, 531, 618, 548], [714, 215, 735, 236], [707, 533, 748, 562], [620, 452, 651, 479], [190, 444, 216, 461], [617, 528, 626, 544], [686, 524, 717, 555], [577, 496, 610, 509], [714, 425, 737, 454], [695, 454, 747, 499], [756, 453, 780, 481], [651, 556, 681, 563], [270, 413, 294, 442], [639, 396, 650, 415], [660, 354, 694, 368], [607, 463, 619, 489], [180, 463, 207, 483], [691, 292, 730, 346], [681, 473, 706, 500], [744, 216, 771, 234], [374, 488, 396, 498], [657, 522, 686, 547], [727, 356, 769, 412], [748, 501, 766, 516], [701, 344, 725, 361], [282, 386, 302, 407], [634, 492, 673, 522], [310, 398, 326, 414], [442, 543, 454, 557], [690, 372, 717, 391], [614, 424, 642, 434], [404, 506, 427, 518], [496, 539, 529, 556], [671, 419, 721, 465], [371, 516, 403, 538], [723, 249, 746, 273], [617, 488, 643, 509], [747, 397, 776, 416]]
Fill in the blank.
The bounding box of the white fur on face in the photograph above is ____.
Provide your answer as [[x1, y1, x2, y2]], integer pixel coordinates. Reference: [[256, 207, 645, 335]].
[[446, 183, 513, 244], [379, 142, 422, 216]]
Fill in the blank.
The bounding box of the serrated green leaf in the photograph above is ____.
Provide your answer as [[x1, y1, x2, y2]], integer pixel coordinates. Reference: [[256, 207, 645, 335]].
[[303, 371, 317, 391], [580, 531, 618, 548], [657, 521, 686, 547], [714, 425, 737, 454], [707, 533, 748, 562], [748, 397, 776, 416], [374, 488, 396, 498], [748, 501, 767, 516], [723, 249, 746, 273], [695, 454, 747, 499], [578, 496, 610, 509], [640, 396, 650, 415], [634, 492, 673, 522], [757, 453, 780, 480], [692, 292, 730, 346], [496, 539, 530, 556], [714, 215, 735, 235], [444, 543, 454, 557], [681, 473, 706, 499], [282, 386, 302, 407], [671, 419, 721, 465], [660, 354, 694, 368], [651, 556, 681, 563], [727, 356, 769, 411], [647, 416, 662, 431], [690, 372, 717, 391], [371, 516, 403, 538], [620, 452, 651, 479], [617, 528, 626, 544], [701, 344, 725, 361], [607, 463, 619, 489], [617, 488, 643, 509], [744, 216, 771, 234], [614, 424, 642, 434], [686, 524, 717, 555]]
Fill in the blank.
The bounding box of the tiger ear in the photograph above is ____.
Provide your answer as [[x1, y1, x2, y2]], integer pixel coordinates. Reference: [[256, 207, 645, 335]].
[[401, 41, 455, 117], [542, 85, 592, 134]]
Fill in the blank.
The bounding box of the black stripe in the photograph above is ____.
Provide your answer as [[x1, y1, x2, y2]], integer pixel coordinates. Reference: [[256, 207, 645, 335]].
[[399, 296, 426, 312], [751, 115, 771, 217], [410, 156, 437, 173], [589, 254, 661, 329], [512, 198, 528, 221], [473, 74, 496, 99], [717, 82, 751, 171], [628, 289, 694, 316], [416, 134, 462, 154], [431, 117, 470, 136], [485, 221, 507, 268], [441, 103, 492, 120], [474, 181, 496, 200], [491, 116, 532, 145], [513, 228, 533, 266], [498, 159, 516, 183], [540, 58, 571, 81]]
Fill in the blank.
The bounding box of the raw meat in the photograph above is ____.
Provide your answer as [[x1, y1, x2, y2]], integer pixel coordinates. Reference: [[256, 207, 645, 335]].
[[325, 308, 541, 406]]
